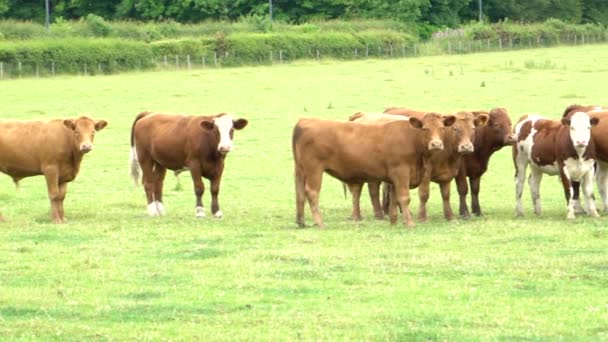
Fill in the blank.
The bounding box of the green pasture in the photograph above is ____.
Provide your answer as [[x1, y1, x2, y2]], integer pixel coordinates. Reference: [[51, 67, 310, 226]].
[[0, 45, 607, 340]]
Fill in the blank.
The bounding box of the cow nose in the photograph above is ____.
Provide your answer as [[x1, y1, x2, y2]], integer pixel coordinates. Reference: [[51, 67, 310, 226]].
[[218, 146, 231, 154], [576, 140, 587, 147], [429, 140, 443, 150], [505, 134, 517, 145], [80, 143, 92, 153], [458, 143, 474, 153]]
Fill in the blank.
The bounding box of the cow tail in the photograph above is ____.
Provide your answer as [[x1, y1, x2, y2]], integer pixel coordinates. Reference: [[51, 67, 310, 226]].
[[130, 112, 150, 187]]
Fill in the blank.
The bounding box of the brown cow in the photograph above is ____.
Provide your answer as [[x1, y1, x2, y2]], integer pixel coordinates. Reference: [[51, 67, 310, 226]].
[[562, 104, 608, 212], [130, 112, 248, 218], [513, 112, 599, 219], [456, 108, 516, 217], [0, 116, 107, 223], [293, 113, 456, 228]]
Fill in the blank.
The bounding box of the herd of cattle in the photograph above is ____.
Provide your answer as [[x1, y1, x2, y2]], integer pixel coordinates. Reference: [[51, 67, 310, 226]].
[[293, 104, 608, 227], [0, 104, 605, 225]]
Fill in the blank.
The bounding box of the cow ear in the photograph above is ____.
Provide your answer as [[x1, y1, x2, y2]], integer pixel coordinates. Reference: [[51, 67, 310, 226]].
[[408, 117, 423, 129], [561, 117, 571, 126], [95, 120, 108, 131], [200, 120, 215, 130], [474, 114, 489, 127], [591, 117, 600, 126], [443, 115, 456, 127], [63, 119, 76, 130], [233, 118, 248, 130]]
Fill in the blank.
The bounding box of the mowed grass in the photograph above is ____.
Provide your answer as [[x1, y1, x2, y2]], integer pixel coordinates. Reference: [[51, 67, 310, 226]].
[[1, 45, 608, 340]]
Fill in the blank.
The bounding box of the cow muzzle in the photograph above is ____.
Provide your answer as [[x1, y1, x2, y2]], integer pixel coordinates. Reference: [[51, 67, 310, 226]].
[[504, 133, 517, 145], [428, 140, 444, 150], [218, 146, 232, 154], [80, 143, 93, 153], [458, 143, 474, 153], [575, 140, 588, 148]]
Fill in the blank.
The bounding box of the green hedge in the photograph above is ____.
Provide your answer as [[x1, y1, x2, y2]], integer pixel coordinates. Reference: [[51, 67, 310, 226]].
[[0, 38, 154, 76]]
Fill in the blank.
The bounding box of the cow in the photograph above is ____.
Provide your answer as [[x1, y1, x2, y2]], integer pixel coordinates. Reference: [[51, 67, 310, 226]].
[[345, 112, 409, 220], [292, 113, 456, 228], [0, 116, 107, 223], [130, 112, 248, 218], [562, 105, 608, 212], [513, 112, 600, 219], [455, 108, 516, 218], [383, 108, 490, 221]]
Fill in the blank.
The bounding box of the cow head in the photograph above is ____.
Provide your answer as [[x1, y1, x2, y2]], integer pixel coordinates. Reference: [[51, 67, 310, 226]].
[[63, 116, 108, 154], [486, 108, 516, 146], [409, 112, 456, 151], [200, 113, 248, 154], [450, 111, 488, 154], [562, 111, 599, 149]]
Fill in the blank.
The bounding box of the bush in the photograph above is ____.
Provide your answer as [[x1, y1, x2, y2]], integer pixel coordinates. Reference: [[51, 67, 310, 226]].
[[84, 14, 113, 37]]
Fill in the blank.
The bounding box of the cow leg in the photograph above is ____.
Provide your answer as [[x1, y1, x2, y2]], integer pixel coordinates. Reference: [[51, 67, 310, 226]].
[[57, 182, 68, 223], [295, 165, 306, 227], [152, 164, 167, 216], [470, 176, 482, 216], [348, 183, 363, 221], [388, 185, 398, 225], [417, 163, 432, 222], [367, 181, 384, 219], [188, 165, 206, 218], [43, 167, 63, 224], [570, 181, 584, 214], [596, 161, 608, 212], [210, 176, 223, 218], [395, 184, 414, 227], [456, 171, 470, 219], [582, 170, 600, 218], [514, 151, 528, 217], [304, 170, 324, 228], [529, 167, 543, 216], [381, 182, 391, 215], [439, 181, 455, 221], [139, 157, 161, 216]]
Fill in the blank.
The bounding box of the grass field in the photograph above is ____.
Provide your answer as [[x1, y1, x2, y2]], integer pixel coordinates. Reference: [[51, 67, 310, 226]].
[[1, 45, 607, 340]]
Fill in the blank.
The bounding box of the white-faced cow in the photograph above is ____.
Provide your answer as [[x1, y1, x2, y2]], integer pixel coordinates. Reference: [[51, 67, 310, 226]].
[[0, 116, 108, 223], [513, 112, 600, 219], [292, 113, 455, 228], [130, 112, 248, 218]]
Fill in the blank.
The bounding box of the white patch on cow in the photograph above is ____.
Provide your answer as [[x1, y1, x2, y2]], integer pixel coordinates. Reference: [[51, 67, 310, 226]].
[[213, 210, 223, 218], [563, 157, 595, 182], [537, 162, 559, 175], [146, 201, 165, 216], [568, 112, 592, 150], [214, 114, 236, 153], [195, 206, 205, 218]]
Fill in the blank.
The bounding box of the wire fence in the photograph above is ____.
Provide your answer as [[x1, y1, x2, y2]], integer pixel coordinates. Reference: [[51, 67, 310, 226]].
[[1, 32, 606, 80]]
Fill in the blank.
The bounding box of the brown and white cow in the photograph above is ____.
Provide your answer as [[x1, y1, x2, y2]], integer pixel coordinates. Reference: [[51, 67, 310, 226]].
[[513, 112, 600, 219], [456, 108, 516, 218], [293, 113, 455, 228], [562, 105, 608, 212], [0, 116, 107, 223], [130, 112, 248, 218]]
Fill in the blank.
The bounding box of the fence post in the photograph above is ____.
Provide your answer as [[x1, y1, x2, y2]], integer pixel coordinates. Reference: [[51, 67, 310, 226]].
[[18, 61, 22, 77], [202, 56, 206, 67], [187, 55, 191, 69], [509, 38, 513, 49], [414, 44, 417, 56], [214, 52, 217, 67], [365, 45, 369, 57], [402, 44, 405, 57], [175, 55, 179, 68], [36, 63, 39, 78], [270, 51, 273, 63], [582, 35, 585, 44], [316, 49, 320, 60], [163, 55, 167, 66], [0, 62, 3, 80], [389, 44, 393, 57], [537, 35, 541, 46], [98, 62, 101, 73], [499, 37, 502, 50], [355, 48, 358, 58], [279, 50, 283, 64], [448, 41, 451, 55], [51, 61, 55, 76], [84, 63, 87, 76], [458, 41, 462, 54]]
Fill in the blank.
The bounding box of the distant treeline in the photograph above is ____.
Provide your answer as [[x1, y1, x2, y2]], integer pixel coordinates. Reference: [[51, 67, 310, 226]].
[[1, 0, 607, 35]]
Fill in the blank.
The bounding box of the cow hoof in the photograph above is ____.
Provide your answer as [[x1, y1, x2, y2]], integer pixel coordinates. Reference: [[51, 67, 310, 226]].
[[147, 202, 163, 216], [213, 210, 223, 219], [590, 211, 600, 218], [195, 206, 206, 218]]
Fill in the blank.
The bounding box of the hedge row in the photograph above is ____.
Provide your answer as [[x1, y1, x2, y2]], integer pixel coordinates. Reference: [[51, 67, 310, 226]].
[[0, 30, 417, 76]]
